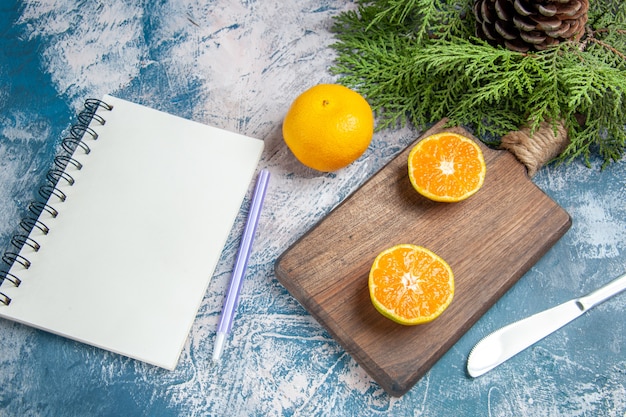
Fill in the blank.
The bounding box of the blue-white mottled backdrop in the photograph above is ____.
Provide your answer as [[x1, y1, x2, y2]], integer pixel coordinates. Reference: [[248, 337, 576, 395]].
[[1, 1, 625, 416]]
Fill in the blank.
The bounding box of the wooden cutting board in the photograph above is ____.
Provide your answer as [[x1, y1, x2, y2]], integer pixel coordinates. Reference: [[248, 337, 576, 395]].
[[274, 120, 571, 396]]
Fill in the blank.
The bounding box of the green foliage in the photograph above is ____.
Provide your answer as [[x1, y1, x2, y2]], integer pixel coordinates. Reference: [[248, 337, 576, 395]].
[[331, 0, 626, 167]]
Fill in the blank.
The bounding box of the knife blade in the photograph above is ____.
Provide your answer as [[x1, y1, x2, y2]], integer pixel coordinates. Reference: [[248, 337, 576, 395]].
[[467, 271, 626, 377]]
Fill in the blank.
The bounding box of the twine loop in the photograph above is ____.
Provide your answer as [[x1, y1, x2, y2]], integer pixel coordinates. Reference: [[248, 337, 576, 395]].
[[500, 120, 570, 176]]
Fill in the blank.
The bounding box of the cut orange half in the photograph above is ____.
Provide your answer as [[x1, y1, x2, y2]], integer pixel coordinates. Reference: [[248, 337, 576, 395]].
[[369, 244, 454, 325], [408, 132, 486, 202]]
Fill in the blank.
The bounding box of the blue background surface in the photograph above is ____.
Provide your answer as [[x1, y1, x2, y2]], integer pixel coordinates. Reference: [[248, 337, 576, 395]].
[[1, 1, 625, 416]]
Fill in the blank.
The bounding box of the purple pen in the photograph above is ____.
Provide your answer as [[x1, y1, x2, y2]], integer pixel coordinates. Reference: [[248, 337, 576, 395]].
[[212, 168, 270, 363]]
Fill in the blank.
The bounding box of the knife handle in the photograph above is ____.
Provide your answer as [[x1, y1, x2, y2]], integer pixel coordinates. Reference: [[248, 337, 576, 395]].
[[578, 272, 626, 310]]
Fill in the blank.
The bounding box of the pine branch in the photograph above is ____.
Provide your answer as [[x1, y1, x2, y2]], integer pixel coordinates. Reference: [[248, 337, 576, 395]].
[[368, 0, 425, 25], [331, 0, 626, 168]]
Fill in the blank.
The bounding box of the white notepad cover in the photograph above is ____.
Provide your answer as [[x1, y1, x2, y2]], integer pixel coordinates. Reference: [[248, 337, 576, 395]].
[[0, 95, 264, 370]]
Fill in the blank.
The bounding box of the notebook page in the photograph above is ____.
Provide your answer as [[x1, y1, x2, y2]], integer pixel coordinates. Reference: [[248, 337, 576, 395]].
[[0, 95, 264, 369]]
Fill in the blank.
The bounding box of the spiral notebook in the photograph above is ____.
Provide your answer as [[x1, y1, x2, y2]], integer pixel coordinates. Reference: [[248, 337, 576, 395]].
[[0, 95, 264, 370]]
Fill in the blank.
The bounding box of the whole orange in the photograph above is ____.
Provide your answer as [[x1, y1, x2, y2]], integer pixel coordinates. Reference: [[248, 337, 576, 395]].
[[282, 84, 374, 172]]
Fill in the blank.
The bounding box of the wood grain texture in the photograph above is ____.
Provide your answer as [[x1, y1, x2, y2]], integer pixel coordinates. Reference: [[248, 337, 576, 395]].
[[274, 120, 571, 396]]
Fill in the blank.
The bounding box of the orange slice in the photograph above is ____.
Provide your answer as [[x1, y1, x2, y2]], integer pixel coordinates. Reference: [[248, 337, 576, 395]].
[[369, 244, 454, 325], [408, 132, 486, 202]]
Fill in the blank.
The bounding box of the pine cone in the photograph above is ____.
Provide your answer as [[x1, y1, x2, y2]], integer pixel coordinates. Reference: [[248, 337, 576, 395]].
[[474, 0, 589, 52]]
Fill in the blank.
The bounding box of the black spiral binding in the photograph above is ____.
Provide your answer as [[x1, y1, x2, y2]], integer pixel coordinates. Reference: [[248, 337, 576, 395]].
[[0, 98, 113, 305]]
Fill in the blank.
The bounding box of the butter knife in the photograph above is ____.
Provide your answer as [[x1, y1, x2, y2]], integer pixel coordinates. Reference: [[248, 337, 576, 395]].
[[467, 271, 626, 377]]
